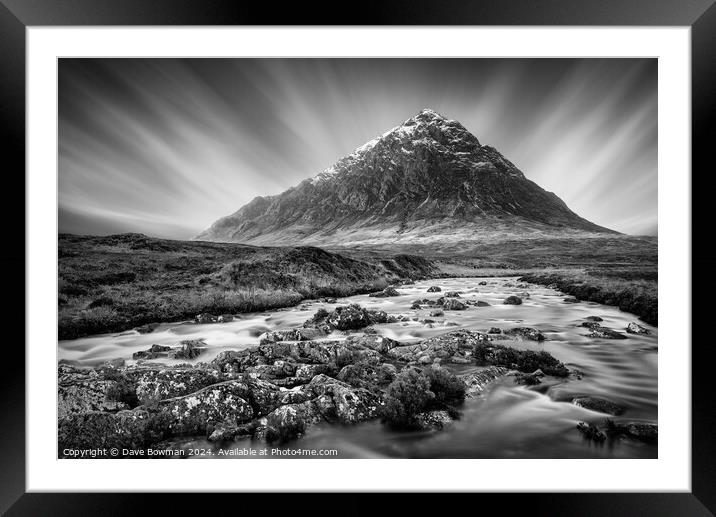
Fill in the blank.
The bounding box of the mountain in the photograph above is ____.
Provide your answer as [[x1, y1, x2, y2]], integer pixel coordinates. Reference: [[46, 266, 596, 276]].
[[197, 109, 615, 246]]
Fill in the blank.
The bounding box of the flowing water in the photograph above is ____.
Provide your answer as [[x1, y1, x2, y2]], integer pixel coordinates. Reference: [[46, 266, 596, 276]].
[[58, 277, 658, 458]]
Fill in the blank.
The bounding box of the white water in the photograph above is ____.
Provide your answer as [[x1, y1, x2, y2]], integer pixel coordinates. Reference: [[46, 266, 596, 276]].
[[58, 277, 658, 458]]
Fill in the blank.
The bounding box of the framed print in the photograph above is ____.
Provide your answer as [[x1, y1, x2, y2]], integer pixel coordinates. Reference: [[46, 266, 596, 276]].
[[2, 0, 714, 514]]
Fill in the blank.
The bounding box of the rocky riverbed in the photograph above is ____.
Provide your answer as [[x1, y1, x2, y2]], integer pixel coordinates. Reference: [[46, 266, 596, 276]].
[[58, 277, 658, 459]]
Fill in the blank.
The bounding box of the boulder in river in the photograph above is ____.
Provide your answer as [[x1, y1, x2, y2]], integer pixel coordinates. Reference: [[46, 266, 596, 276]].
[[476, 300, 491, 307], [304, 304, 388, 331], [503, 296, 522, 305], [563, 297, 580, 303], [604, 419, 658, 444], [369, 286, 400, 298], [576, 421, 607, 442], [473, 340, 569, 377], [442, 298, 467, 310], [585, 316, 603, 322], [626, 322, 650, 335], [572, 396, 624, 415], [584, 325, 627, 340], [503, 327, 546, 341], [459, 366, 510, 396], [514, 369, 545, 385], [427, 286, 442, 293], [194, 313, 218, 324], [133, 344, 172, 360], [444, 291, 461, 298], [478, 281, 488, 286], [135, 322, 160, 334], [430, 309, 444, 317]]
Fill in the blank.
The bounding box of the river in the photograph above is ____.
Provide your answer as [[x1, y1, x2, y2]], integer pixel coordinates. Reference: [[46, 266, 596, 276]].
[[58, 277, 658, 458]]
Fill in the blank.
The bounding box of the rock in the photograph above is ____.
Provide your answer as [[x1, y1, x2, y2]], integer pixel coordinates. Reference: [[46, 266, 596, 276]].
[[476, 300, 490, 307], [102, 358, 125, 369], [305, 304, 388, 331], [626, 322, 650, 334], [259, 328, 325, 345], [58, 409, 171, 454], [503, 327, 546, 341], [387, 330, 482, 363], [207, 421, 254, 442], [217, 314, 234, 323], [584, 325, 627, 340], [576, 421, 606, 442], [211, 349, 261, 374], [585, 316, 603, 322], [337, 360, 396, 390], [323, 297, 338, 303], [564, 297, 579, 303], [411, 301, 422, 309], [444, 291, 461, 298], [369, 286, 400, 298], [430, 309, 444, 317], [572, 397, 624, 415], [514, 369, 545, 385], [264, 402, 324, 443], [478, 281, 488, 285], [458, 366, 510, 396], [159, 381, 254, 435], [473, 340, 569, 377], [621, 422, 658, 444], [306, 374, 383, 423], [58, 366, 131, 418], [194, 313, 218, 324], [488, 327, 502, 334], [129, 367, 222, 401], [442, 299, 467, 310], [170, 339, 205, 359], [346, 334, 400, 354], [135, 323, 160, 334], [415, 410, 454, 431], [503, 296, 522, 305], [427, 286, 442, 292], [132, 344, 172, 360]]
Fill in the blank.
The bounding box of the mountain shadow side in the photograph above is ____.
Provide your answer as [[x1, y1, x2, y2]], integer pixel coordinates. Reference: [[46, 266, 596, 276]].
[[197, 109, 617, 246]]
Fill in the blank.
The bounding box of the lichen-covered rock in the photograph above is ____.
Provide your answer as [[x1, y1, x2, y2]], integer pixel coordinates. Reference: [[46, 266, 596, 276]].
[[503, 296, 523, 305], [258, 328, 326, 345], [306, 374, 383, 423], [472, 341, 569, 377], [133, 344, 172, 360], [207, 420, 255, 442], [504, 327, 546, 341], [458, 366, 509, 396], [210, 348, 261, 373], [442, 298, 467, 310], [58, 366, 130, 418], [415, 410, 454, 431], [264, 401, 324, 443], [159, 381, 254, 435], [58, 409, 171, 454], [572, 396, 624, 416], [128, 367, 223, 401], [171, 339, 205, 359], [304, 304, 388, 331], [583, 325, 627, 340], [337, 360, 397, 391], [626, 322, 650, 335]]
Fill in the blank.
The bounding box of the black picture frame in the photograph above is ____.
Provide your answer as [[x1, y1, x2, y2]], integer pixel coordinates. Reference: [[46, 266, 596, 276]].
[[2, 1, 713, 514]]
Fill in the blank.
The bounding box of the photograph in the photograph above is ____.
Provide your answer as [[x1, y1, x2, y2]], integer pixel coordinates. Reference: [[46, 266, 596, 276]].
[[56, 57, 658, 460]]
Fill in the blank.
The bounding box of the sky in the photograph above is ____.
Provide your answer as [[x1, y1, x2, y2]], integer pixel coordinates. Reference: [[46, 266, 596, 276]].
[[58, 58, 657, 239]]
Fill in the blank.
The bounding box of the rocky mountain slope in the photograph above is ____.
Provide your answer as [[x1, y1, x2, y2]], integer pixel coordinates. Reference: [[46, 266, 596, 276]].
[[197, 109, 615, 246]]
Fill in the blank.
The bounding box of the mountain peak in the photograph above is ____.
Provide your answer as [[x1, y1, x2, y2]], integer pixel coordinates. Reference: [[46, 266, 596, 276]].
[[197, 111, 614, 245]]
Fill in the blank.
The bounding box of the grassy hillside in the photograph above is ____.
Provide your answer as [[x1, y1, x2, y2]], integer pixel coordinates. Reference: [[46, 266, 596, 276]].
[[58, 233, 437, 339]]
